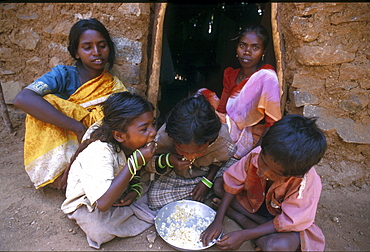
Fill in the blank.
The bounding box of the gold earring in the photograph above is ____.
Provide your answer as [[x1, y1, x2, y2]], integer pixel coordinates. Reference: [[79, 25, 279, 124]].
[[262, 54, 265, 61]]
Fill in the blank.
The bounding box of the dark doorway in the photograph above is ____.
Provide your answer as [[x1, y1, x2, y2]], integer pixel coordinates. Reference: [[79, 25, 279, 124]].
[[157, 3, 273, 125]]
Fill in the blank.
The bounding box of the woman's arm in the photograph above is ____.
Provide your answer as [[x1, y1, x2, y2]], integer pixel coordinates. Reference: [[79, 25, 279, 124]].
[[13, 89, 86, 141]]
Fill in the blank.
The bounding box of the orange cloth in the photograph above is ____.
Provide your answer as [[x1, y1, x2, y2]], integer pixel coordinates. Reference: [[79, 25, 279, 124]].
[[24, 71, 127, 189], [223, 146, 325, 251]]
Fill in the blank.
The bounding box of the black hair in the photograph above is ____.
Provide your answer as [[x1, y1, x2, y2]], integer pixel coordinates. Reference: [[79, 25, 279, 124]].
[[67, 18, 115, 70], [261, 114, 327, 177], [165, 94, 221, 146], [94, 92, 154, 149], [236, 24, 270, 49], [69, 92, 154, 165]]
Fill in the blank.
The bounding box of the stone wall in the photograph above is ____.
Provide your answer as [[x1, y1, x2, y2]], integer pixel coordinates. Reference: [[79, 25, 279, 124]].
[[0, 2, 152, 102], [278, 2, 370, 189]]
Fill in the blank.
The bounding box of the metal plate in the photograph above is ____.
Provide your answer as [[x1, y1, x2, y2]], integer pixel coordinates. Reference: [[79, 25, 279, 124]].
[[154, 200, 219, 251]]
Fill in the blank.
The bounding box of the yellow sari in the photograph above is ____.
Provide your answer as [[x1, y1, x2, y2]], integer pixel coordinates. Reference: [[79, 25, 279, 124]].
[[24, 71, 128, 189]]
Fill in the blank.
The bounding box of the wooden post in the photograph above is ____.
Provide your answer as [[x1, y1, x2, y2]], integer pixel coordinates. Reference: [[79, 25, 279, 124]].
[[0, 82, 14, 134], [147, 3, 167, 117], [271, 3, 286, 116]]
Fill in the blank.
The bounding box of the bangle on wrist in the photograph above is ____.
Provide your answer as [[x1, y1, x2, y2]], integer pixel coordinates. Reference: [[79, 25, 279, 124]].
[[158, 154, 166, 169], [131, 187, 142, 199], [135, 149, 146, 166], [127, 156, 137, 178], [130, 182, 143, 190], [133, 151, 139, 169], [165, 153, 174, 168], [201, 177, 213, 189], [130, 182, 142, 199]]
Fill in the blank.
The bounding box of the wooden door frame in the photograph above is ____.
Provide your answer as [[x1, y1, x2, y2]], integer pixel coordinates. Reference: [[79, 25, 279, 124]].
[[147, 3, 285, 116], [147, 3, 167, 117], [271, 3, 285, 115]]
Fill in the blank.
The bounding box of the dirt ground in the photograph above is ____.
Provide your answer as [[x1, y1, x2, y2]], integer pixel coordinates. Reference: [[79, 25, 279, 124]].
[[0, 108, 369, 251]]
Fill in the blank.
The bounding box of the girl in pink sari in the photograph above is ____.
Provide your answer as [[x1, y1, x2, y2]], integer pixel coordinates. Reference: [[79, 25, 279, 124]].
[[199, 25, 281, 159]]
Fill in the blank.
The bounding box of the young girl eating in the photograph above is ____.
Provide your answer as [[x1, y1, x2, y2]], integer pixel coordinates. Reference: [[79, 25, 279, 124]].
[[13, 18, 128, 190], [146, 94, 237, 210], [61, 92, 157, 249]]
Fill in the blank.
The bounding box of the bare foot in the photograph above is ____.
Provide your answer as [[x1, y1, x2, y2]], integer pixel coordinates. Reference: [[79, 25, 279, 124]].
[[46, 175, 65, 191], [252, 241, 262, 251], [211, 197, 221, 209]]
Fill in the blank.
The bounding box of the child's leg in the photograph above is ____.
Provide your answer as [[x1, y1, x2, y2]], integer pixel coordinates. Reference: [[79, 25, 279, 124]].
[[255, 231, 300, 251], [213, 176, 266, 225], [213, 177, 225, 198], [212, 197, 266, 228], [213, 157, 239, 197], [217, 199, 260, 228]]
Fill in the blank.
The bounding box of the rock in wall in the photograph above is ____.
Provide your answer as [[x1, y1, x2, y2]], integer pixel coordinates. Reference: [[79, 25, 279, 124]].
[[278, 2, 369, 189]]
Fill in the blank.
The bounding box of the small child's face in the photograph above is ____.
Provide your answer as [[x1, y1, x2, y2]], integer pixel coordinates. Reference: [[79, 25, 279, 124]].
[[174, 141, 209, 161], [118, 111, 157, 152], [257, 152, 286, 182]]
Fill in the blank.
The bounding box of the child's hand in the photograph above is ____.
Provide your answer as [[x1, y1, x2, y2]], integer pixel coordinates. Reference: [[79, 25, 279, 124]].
[[190, 181, 209, 202], [216, 230, 246, 250], [112, 191, 137, 207], [138, 142, 156, 165], [200, 220, 223, 247], [170, 153, 193, 171]]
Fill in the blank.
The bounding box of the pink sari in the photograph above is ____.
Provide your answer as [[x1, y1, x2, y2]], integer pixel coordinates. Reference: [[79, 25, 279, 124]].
[[200, 64, 281, 158]]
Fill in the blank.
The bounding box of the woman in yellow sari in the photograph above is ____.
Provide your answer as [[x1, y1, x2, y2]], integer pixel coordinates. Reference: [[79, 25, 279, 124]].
[[14, 19, 127, 190]]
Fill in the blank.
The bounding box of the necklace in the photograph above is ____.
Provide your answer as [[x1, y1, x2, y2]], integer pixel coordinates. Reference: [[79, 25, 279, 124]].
[[237, 72, 248, 84]]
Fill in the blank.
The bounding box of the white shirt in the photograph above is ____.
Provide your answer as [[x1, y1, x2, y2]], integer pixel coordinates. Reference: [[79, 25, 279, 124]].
[[61, 140, 126, 214]]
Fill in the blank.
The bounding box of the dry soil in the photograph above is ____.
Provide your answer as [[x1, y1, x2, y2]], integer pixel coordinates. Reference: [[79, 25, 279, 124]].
[[0, 108, 369, 251]]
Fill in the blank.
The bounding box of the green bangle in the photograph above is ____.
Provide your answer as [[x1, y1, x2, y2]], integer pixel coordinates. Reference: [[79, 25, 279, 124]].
[[133, 152, 139, 169], [135, 149, 146, 166], [165, 153, 174, 168], [158, 154, 166, 169], [131, 182, 143, 190], [127, 158, 136, 176], [201, 177, 213, 189], [131, 187, 142, 199]]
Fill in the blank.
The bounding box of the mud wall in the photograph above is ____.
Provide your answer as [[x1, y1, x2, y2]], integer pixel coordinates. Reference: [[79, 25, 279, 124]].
[[278, 2, 370, 189], [0, 2, 152, 100]]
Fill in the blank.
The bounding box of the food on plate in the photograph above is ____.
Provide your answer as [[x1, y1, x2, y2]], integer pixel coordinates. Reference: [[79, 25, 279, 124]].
[[157, 201, 216, 250]]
